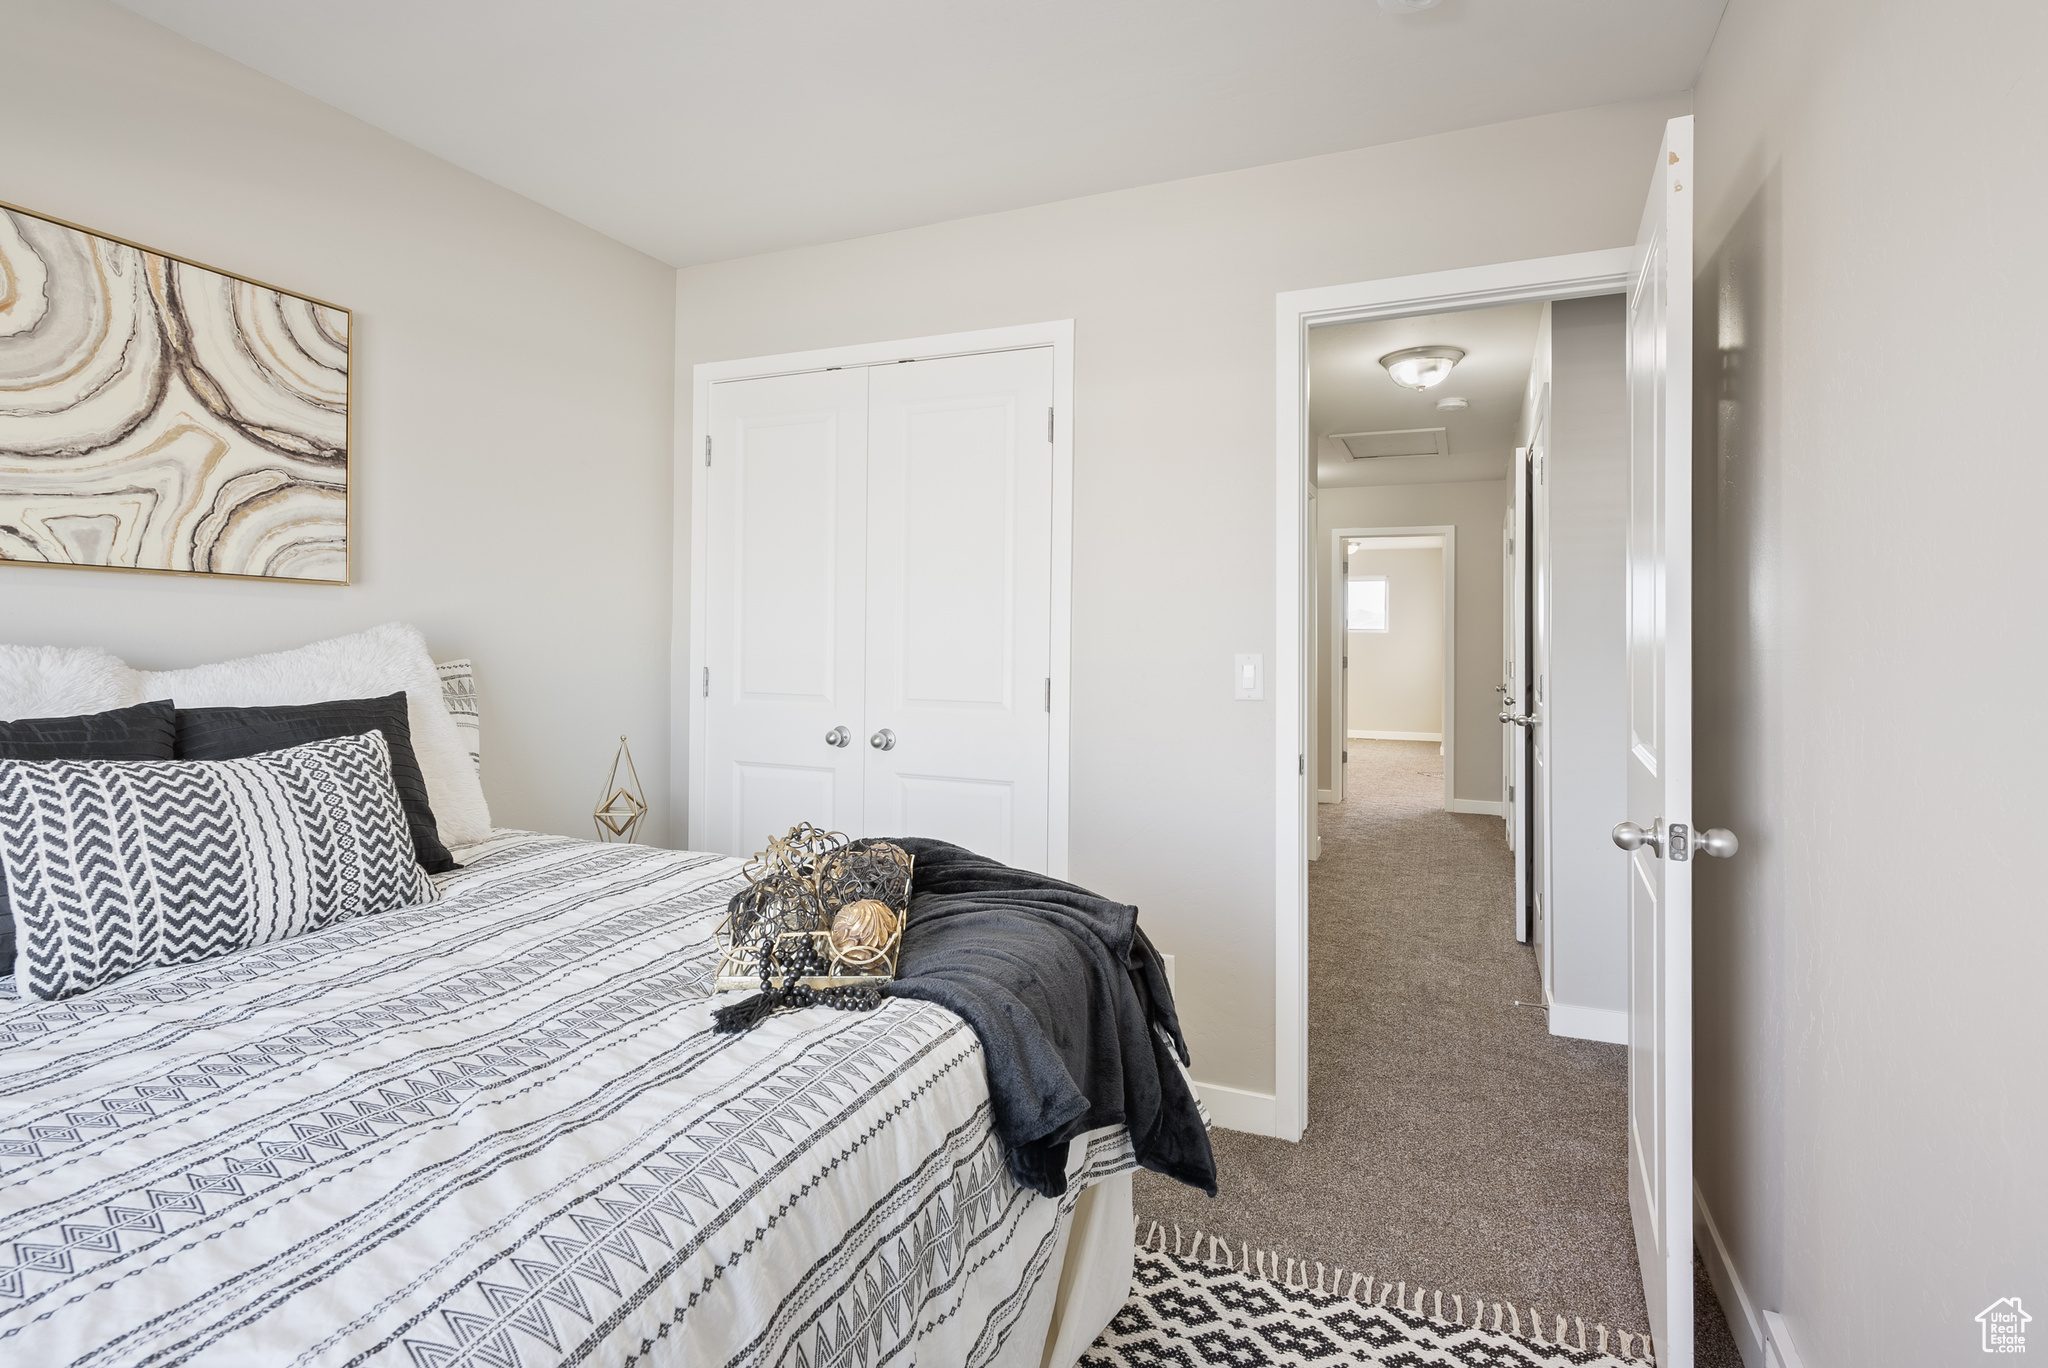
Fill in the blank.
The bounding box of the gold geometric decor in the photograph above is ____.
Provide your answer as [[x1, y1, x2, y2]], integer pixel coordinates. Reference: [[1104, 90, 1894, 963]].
[[593, 735, 648, 843], [0, 201, 352, 583]]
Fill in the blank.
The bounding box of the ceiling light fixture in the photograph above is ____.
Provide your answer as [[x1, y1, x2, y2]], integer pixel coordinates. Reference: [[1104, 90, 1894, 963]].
[[1379, 345, 1465, 391], [1435, 396, 1469, 412]]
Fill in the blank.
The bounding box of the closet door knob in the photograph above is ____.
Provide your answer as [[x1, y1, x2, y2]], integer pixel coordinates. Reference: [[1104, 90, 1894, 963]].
[[869, 729, 897, 751], [825, 726, 851, 748], [1500, 711, 1536, 726]]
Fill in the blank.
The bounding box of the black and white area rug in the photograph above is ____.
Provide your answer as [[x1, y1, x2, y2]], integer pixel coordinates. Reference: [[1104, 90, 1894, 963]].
[[1084, 1226, 1655, 1367]]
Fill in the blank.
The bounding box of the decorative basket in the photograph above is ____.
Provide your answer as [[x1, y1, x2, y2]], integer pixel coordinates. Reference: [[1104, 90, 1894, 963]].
[[714, 824, 912, 992]]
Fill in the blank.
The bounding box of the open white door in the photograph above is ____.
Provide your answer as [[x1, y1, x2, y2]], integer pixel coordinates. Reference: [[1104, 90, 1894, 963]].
[[1504, 450, 1529, 942], [1620, 114, 1695, 1368]]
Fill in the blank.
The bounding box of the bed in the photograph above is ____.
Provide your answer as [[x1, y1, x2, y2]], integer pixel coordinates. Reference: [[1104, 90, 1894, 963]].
[[0, 832, 1139, 1367]]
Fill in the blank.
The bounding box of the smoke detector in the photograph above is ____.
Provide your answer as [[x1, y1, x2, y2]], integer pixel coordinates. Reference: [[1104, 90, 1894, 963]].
[[1435, 396, 1469, 412]]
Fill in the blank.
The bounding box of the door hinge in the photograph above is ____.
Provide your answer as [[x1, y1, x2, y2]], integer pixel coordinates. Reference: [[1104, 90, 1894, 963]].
[[1342, 750, 1348, 763], [704, 435, 712, 467], [1299, 754, 1305, 775], [1342, 655, 1348, 667], [1044, 678, 1051, 713], [702, 666, 709, 698], [1508, 537, 1515, 554], [1342, 560, 1348, 573], [1509, 783, 1515, 800], [1047, 407, 1054, 443]]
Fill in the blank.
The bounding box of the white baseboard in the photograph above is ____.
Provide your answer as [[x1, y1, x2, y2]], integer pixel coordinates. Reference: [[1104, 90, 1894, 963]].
[[1317, 787, 1339, 805], [1762, 1312, 1809, 1368], [1547, 1002, 1626, 1044], [1695, 1181, 1765, 1368], [1193, 1081, 1279, 1137], [1348, 729, 1442, 742], [1448, 798, 1504, 817]]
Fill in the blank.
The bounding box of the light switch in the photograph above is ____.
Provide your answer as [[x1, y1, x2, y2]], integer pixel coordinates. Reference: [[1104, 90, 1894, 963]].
[[1234, 653, 1263, 700]]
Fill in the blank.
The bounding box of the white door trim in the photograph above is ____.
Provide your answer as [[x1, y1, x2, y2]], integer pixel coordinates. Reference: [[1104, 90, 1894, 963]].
[[687, 320, 1075, 876], [1273, 249, 1632, 1142], [1327, 526, 1455, 814]]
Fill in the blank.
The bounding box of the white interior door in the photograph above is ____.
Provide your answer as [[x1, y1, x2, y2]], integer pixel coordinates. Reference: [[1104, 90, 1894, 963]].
[[1506, 451, 1529, 941], [701, 369, 870, 855], [862, 348, 1054, 869], [1623, 114, 1695, 1368], [1530, 424, 1553, 989]]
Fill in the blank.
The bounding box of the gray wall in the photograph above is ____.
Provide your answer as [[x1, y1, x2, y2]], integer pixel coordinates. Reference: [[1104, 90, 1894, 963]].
[[1, 0, 678, 842], [1317, 481, 1505, 809], [1543, 295, 1629, 1016], [1345, 547, 1443, 738], [1695, 2, 2048, 1364], [674, 97, 1684, 1098]]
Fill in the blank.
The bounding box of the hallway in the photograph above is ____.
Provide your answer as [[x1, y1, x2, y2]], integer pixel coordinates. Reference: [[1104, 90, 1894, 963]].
[[1134, 739, 1650, 1337]]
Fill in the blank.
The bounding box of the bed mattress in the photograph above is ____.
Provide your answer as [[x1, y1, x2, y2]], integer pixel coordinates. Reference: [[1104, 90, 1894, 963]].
[[0, 833, 1130, 1367]]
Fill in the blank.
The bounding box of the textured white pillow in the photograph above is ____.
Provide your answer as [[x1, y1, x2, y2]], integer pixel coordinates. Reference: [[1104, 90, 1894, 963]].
[[436, 658, 480, 775], [139, 623, 492, 846], [0, 645, 144, 721]]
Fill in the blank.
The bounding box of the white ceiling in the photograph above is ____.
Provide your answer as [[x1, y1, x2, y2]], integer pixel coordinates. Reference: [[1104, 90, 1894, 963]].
[[113, 0, 1726, 267], [1310, 300, 1546, 488]]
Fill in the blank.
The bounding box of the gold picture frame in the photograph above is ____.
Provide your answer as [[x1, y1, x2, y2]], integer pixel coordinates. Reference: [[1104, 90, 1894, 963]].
[[0, 199, 353, 584]]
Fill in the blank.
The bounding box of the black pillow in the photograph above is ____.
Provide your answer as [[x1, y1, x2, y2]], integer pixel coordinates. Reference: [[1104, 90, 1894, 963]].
[[1, 700, 180, 978], [175, 693, 459, 875]]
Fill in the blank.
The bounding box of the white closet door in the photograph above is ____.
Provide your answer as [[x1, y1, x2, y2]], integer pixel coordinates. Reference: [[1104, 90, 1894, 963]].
[[701, 369, 869, 856], [862, 349, 1054, 869]]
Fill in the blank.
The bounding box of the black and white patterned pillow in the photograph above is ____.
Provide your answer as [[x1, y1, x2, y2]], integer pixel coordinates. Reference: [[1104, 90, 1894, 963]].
[[0, 730, 437, 1001]]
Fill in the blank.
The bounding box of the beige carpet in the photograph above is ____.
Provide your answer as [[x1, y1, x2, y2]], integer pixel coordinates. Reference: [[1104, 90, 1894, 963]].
[[1133, 739, 1743, 1366]]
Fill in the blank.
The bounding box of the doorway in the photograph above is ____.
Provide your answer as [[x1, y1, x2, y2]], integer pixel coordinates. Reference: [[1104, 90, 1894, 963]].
[[1259, 118, 1700, 1365], [1323, 528, 1453, 813], [1260, 237, 1691, 1354]]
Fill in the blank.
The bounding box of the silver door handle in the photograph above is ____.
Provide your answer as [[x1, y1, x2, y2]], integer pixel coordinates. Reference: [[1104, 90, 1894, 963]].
[[1612, 819, 1663, 855], [1500, 711, 1536, 726], [869, 728, 896, 751], [1697, 827, 1739, 859], [825, 726, 851, 748]]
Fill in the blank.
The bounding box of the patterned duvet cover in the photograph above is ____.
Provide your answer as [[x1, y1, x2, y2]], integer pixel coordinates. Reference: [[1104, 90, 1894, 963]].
[[0, 833, 1126, 1367]]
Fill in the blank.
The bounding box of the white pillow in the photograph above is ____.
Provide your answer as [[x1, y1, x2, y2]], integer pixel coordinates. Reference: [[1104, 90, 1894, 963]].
[[436, 658, 481, 775], [139, 623, 492, 846], [0, 645, 144, 721]]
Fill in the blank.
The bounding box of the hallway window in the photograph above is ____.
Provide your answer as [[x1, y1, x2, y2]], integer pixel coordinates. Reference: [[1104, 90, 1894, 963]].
[[1348, 576, 1389, 632]]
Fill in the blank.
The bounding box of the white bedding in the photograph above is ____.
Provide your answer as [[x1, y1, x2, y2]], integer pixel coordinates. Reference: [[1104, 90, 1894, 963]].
[[0, 833, 1132, 1367]]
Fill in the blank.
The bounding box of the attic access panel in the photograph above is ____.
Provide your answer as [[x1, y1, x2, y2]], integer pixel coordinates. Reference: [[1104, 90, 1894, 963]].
[[1331, 427, 1449, 461]]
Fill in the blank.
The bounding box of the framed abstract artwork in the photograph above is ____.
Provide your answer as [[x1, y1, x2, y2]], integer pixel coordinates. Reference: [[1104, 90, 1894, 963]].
[[0, 201, 351, 584]]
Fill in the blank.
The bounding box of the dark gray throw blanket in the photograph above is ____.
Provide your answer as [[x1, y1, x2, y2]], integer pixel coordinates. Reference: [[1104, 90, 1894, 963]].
[[882, 838, 1217, 1200]]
